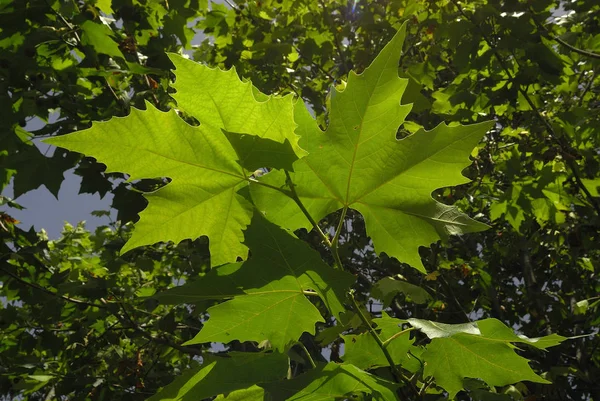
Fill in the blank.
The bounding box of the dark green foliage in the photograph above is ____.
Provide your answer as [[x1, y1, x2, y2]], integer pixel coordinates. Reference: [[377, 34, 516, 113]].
[[1, 0, 599, 400]]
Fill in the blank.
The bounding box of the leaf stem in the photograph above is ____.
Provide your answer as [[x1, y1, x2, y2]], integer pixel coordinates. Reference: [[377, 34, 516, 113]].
[[382, 327, 414, 347], [348, 291, 402, 382], [248, 177, 292, 197], [330, 206, 348, 270], [295, 341, 317, 369], [284, 171, 332, 247]]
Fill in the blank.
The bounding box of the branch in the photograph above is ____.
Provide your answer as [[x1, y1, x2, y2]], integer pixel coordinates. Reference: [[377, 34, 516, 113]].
[[114, 301, 203, 356], [529, 11, 600, 60], [0, 266, 107, 310]]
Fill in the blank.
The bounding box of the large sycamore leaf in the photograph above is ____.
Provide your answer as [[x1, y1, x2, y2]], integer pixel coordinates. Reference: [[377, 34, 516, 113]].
[[148, 352, 287, 401], [262, 363, 398, 401], [46, 56, 305, 266], [250, 23, 491, 272], [409, 318, 565, 398], [156, 213, 354, 351], [342, 312, 421, 372], [44, 106, 252, 266]]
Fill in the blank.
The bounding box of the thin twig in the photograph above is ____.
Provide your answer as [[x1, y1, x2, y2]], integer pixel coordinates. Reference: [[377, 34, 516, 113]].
[[114, 301, 203, 356], [0, 266, 107, 309], [529, 11, 600, 60]]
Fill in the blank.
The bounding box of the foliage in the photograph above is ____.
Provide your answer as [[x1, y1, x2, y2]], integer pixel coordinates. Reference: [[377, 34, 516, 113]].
[[1, 0, 600, 400]]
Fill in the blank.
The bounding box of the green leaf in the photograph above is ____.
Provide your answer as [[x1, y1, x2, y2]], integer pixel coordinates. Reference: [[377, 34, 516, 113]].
[[223, 130, 298, 171], [251, 23, 491, 272], [168, 54, 306, 159], [408, 318, 480, 338], [410, 317, 566, 349], [44, 105, 253, 266], [80, 21, 124, 59], [214, 386, 264, 400], [155, 213, 354, 350], [148, 352, 287, 401], [262, 363, 399, 401], [410, 318, 564, 397], [476, 318, 566, 350], [342, 312, 419, 371], [372, 277, 432, 305], [423, 334, 550, 398], [95, 0, 113, 14], [581, 178, 600, 197]]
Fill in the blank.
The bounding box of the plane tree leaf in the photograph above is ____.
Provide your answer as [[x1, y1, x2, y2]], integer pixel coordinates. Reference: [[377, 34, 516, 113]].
[[410, 317, 566, 348], [409, 318, 565, 397], [80, 20, 125, 59], [148, 352, 287, 401], [342, 312, 420, 372], [45, 55, 311, 266], [250, 22, 491, 272], [423, 334, 550, 398], [155, 213, 354, 351], [262, 363, 399, 401], [44, 105, 253, 266]]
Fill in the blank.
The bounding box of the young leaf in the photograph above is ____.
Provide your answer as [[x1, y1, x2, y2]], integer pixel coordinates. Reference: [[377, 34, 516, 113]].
[[156, 213, 354, 351], [148, 352, 287, 401], [262, 363, 399, 401], [250, 22, 491, 272], [44, 105, 253, 266]]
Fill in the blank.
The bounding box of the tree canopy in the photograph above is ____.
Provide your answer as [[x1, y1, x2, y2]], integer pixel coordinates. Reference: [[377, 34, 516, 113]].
[[1, 0, 599, 400]]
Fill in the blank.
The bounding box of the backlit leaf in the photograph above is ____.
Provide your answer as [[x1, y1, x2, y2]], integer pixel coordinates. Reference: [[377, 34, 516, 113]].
[[251, 23, 491, 272], [156, 213, 354, 351]]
